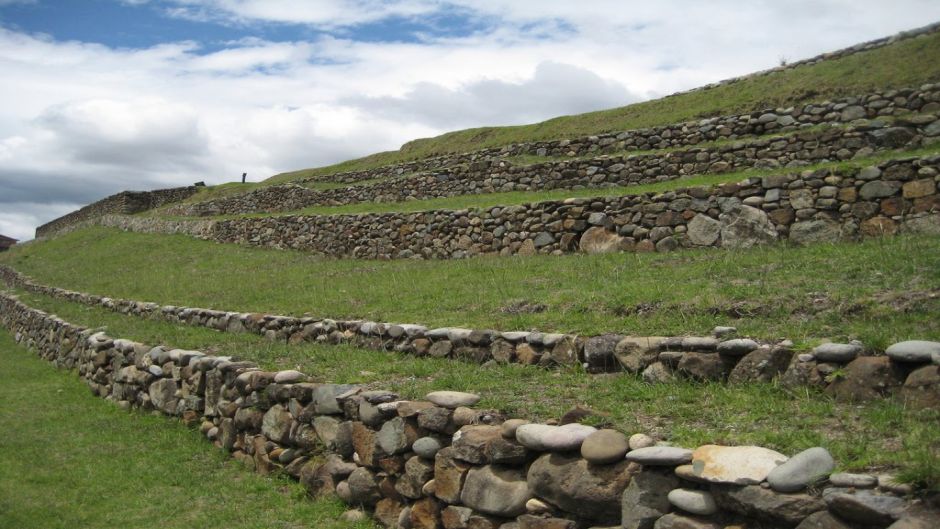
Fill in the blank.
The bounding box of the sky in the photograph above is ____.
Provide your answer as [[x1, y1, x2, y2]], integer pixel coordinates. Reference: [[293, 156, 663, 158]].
[[1, 1, 940, 241]]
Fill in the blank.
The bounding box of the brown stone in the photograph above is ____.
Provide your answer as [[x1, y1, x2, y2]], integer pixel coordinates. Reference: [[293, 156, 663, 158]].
[[411, 497, 443, 529], [452, 425, 502, 464], [579, 226, 626, 254], [677, 352, 734, 381], [352, 421, 386, 467], [433, 447, 471, 504], [912, 194, 940, 213], [900, 365, 940, 409], [490, 340, 516, 363], [729, 346, 793, 383], [375, 498, 404, 528], [902, 178, 937, 199], [517, 515, 577, 529], [859, 216, 898, 237], [516, 343, 541, 365], [636, 239, 656, 252], [880, 196, 909, 216], [768, 207, 796, 225], [837, 187, 858, 202], [413, 338, 432, 356], [825, 356, 905, 402], [527, 453, 636, 523]]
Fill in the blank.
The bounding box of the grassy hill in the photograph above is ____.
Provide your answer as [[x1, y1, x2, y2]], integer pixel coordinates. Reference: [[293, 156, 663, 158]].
[[267, 29, 940, 184]]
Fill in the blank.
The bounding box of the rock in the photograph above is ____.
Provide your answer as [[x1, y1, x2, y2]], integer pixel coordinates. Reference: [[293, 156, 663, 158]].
[[790, 220, 844, 245], [625, 446, 693, 466], [793, 511, 855, 529], [347, 467, 382, 506], [652, 513, 720, 529], [515, 423, 597, 452], [677, 352, 733, 381], [642, 362, 675, 383], [901, 365, 940, 409], [433, 447, 470, 504], [689, 445, 787, 485], [828, 472, 878, 488], [887, 515, 939, 529], [629, 433, 655, 450], [841, 105, 866, 121], [579, 227, 627, 254], [525, 498, 552, 514], [712, 484, 826, 526], [441, 505, 472, 529], [273, 369, 305, 383], [813, 343, 862, 363], [716, 338, 759, 356], [517, 515, 576, 529], [621, 468, 680, 529], [583, 334, 622, 371], [397, 456, 435, 499], [886, 340, 940, 363], [501, 418, 529, 438], [427, 391, 481, 408], [767, 447, 835, 492], [667, 489, 718, 516], [825, 356, 904, 402], [410, 497, 441, 529], [375, 498, 404, 528], [581, 429, 629, 464], [527, 453, 635, 523], [719, 204, 777, 249], [860, 181, 902, 200], [377, 416, 417, 455], [413, 436, 445, 460], [460, 465, 531, 517], [533, 232, 555, 248], [728, 346, 792, 383], [452, 425, 501, 464], [341, 509, 367, 523], [148, 378, 178, 414], [615, 337, 666, 373], [261, 404, 293, 444], [687, 214, 721, 246], [824, 490, 906, 527]]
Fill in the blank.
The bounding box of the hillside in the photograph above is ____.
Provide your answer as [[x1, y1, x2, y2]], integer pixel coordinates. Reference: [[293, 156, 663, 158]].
[[3, 22, 940, 529]]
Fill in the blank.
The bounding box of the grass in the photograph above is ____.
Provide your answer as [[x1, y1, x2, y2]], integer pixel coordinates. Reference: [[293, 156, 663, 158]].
[[0, 326, 375, 529], [4, 228, 940, 350], [264, 30, 940, 184], [7, 290, 939, 490]]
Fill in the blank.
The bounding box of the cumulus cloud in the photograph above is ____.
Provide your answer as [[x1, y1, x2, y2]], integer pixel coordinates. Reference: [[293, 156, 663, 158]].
[[2, 1, 940, 240], [349, 61, 638, 129]]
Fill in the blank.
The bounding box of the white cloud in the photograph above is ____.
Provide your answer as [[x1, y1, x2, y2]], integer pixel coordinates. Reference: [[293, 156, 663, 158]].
[[2, 1, 940, 241]]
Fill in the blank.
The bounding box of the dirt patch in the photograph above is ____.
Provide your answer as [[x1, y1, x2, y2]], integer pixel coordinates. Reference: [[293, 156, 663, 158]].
[[500, 300, 547, 314]]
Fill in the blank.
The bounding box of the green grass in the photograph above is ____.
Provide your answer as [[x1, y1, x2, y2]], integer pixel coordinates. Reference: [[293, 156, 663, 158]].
[[265, 30, 940, 184], [4, 228, 939, 349], [7, 291, 939, 490], [0, 326, 375, 529]]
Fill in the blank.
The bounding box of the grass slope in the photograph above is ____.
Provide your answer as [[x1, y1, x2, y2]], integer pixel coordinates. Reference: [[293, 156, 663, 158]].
[[0, 327, 372, 529], [10, 290, 940, 490], [266, 30, 940, 184], [4, 228, 939, 348]]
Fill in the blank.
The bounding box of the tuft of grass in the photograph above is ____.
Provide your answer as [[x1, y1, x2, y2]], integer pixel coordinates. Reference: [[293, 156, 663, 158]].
[[3, 228, 939, 348], [264, 31, 940, 184], [8, 292, 939, 490], [0, 327, 375, 529]]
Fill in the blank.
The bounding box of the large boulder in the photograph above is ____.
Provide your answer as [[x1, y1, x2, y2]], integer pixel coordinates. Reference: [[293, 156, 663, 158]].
[[687, 214, 722, 246], [900, 365, 940, 409], [579, 227, 628, 254], [789, 219, 844, 245], [148, 378, 179, 415], [261, 404, 293, 444], [719, 204, 777, 249], [527, 452, 636, 523], [825, 356, 904, 402]]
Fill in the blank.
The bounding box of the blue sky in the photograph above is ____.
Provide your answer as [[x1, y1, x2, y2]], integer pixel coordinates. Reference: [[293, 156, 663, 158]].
[[1, 0, 940, 241]]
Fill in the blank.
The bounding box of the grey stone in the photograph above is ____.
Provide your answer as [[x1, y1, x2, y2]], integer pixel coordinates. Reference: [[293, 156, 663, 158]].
[[886, 340, 940, 363], [347, 467, 381, 506], [667, 489, 718, 516], [824, 490, 906, 527], [793, 511, 855, 529], [413, 436, 444, 460], [719, 204, 777, 249], [767, 447, 835, 492], [148, 378, 178, 414], [859, 180, 902, 200], [516, 423, 597, 452], [583, 334, 622, 371], [813, 343, 862, 363], [377, 416, 413, 455], [621, 468, 680, 529], [460, 465, 531, 517], [713, 484, 826, 526], [790, 220, 844, 245], [716, 338, 759, 356], [625, 446, 693, 465], [262, 404, 293, 444], [580, 429, 629, 464], [829, 472, 878, 488], [426, 390, 481, 408], [840, 106, 867, 121], [652, 513, 720, 529], [273, 369, 305, 383], [687, 214, 721, 246]]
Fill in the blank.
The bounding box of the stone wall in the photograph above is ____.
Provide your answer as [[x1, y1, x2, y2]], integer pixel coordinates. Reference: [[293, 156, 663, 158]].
[[1, 290, 937, 529], [3, 264, 938, 400], [167, 118, 936, 217], [35, 185, 200, 239]]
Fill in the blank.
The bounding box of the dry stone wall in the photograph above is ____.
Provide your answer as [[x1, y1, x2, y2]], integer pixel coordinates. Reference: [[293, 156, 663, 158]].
[[1, 291, 937, 529], [154, 154, 940, 260], [35, 185, 200, 238], [3, 265, 938, 403], [167, 118, 935, 217]]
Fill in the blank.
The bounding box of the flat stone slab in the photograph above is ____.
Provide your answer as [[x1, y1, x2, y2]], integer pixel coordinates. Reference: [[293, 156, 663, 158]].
[[580, 429, 629, 464], [690, 445, 788, 484], [426, 391, 481, 408], [813, 343, 862, 363], [624, 446, 693, 466], [515, 423, 597, 452], [829, 472, 877, 488], [886, 340, 940, 363]]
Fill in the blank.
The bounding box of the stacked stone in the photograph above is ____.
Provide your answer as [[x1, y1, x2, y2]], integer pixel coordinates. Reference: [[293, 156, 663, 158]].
[[3, 267, 938, 405], [0, 291, 935, 529], [167, 106, 939, 218]]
